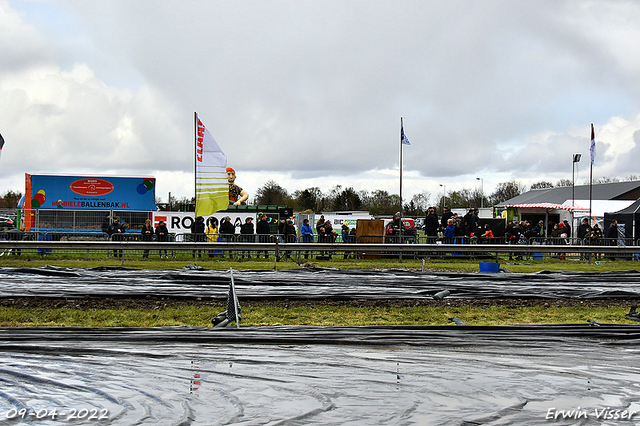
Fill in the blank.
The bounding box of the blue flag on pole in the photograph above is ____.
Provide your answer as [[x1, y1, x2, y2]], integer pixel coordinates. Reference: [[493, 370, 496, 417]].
[[401, 124, 410, 145]]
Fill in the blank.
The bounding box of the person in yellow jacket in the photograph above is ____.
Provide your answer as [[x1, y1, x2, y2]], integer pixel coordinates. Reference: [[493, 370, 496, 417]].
[[206, 217, 219, 257]]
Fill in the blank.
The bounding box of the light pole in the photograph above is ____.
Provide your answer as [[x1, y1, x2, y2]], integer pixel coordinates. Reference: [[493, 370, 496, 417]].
[[572, 153, 582, 238], [439, 184, 446, 213], [476, 177, 483, 209]]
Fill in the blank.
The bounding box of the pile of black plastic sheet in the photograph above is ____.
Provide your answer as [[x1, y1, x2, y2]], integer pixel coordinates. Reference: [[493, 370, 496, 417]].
[[3, 266, 640, 424], [1, 325, 639, 425], [1, 266, 640, 299]]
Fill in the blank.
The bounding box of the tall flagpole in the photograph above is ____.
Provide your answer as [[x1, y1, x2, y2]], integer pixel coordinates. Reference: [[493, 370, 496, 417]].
[[589, 163, 595, 222], [589, 123, 594, 221], [399, 117, 404, 262], [194, 112, 199, 215], [399, 117, 403, 219]]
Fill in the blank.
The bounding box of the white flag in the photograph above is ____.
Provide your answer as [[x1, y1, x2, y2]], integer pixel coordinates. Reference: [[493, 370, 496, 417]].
[[195, 116, 228, 216]]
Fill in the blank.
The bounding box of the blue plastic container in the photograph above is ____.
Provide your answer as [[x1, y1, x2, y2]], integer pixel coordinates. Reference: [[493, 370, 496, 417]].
[[479, 262, 500, 273], [532, 253, 543, 260]]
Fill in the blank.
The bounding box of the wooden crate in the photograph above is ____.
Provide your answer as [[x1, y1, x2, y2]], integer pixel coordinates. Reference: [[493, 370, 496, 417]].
[[355, 219, 384, 259]]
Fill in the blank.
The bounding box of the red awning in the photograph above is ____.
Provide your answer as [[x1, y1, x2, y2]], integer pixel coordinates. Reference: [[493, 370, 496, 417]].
[[503, 203, 589, 213]]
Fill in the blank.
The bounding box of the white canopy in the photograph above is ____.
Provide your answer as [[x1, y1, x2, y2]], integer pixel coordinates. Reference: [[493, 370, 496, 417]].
[[502, 202, 589, 213], [571, 200, 635, 218]]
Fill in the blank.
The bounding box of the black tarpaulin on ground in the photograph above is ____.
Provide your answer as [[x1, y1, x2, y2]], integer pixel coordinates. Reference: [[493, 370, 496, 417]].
[[2, 266, 640, 424], [1, 325, 639, 425], [2, 323, 640, 346], [1, 266, 640, 299]]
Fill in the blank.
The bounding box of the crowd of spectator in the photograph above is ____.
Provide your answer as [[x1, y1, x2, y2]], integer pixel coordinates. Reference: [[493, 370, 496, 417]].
[[504, 219, 561, 245], [502, 217, 618, 247], [63, 210, 626, 262], [2, 208, 631, 262], [425, 206, 493, 243]]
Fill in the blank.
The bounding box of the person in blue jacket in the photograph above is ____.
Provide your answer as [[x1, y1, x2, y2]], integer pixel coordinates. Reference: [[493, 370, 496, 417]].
[[444, 218, 456, 243], [300, 219, 313, 242], [300, 218, 314, 259]]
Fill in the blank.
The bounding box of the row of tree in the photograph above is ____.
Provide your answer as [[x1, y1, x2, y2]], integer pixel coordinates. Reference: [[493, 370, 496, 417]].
[[0, 190, 21, 209], [4, 174, 639, 215], [253, 179, 525, 216], [530, 175, 640, 189], [253, 175, 640, 216]]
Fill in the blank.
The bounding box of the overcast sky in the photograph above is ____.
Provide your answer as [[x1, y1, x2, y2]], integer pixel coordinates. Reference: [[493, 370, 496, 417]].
[[1, 0, 640, 206]]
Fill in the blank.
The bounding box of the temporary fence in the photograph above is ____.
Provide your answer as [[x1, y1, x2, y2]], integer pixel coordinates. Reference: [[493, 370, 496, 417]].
[[3, 227, 640, 263], [2, 238, 640, 265], [22, 209, 153, 232], [0, 231, 178, 260]]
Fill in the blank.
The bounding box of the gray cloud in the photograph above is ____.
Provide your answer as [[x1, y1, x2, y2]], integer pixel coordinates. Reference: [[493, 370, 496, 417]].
[[1, 0, 640, 200]]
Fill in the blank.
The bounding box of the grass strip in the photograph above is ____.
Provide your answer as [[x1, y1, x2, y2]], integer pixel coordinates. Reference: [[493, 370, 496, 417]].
[[1, 256, 638, 327], [0, 305, 636, 327]]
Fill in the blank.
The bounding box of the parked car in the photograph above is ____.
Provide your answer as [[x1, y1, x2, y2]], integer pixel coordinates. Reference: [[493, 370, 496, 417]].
[[0, 216, 15, 229]]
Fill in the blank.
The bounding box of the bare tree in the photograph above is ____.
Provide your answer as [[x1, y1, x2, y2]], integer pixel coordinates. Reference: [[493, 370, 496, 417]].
[[254, 180, 290, 206], [411, 191, 431, 215], [447, 188, 473, 208], [322, 185, 343, 210], [358, 190, 371, 211], [292, 187, 323, 212], [555, 179, 572, 187], [332, 187, 362, 211], [0, 190, 22, 209], [489, 179, 526, 205], [530, 181, 554, 190], [589, 176, 620, 184], [367, 190, 400, 215], [469, 187, 486, 208], [175, 196, 195, 212]]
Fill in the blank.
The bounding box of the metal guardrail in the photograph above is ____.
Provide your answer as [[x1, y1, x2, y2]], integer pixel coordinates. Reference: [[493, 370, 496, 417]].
[[1, 241, 639, 256], [0, 231, 177, 241], [4, 231, 636, 246], [177, 233, 354, 244], [2, 230, 638, 263]]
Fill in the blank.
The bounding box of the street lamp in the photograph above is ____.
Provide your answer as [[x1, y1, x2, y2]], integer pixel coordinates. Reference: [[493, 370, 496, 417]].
[[476, 177, 483, 209], [572, 153, 582, 238], [439, 184, 446, 213]]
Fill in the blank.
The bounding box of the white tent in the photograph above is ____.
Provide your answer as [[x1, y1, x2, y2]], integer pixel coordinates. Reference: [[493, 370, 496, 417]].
[[572, 200, 635, 218]]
